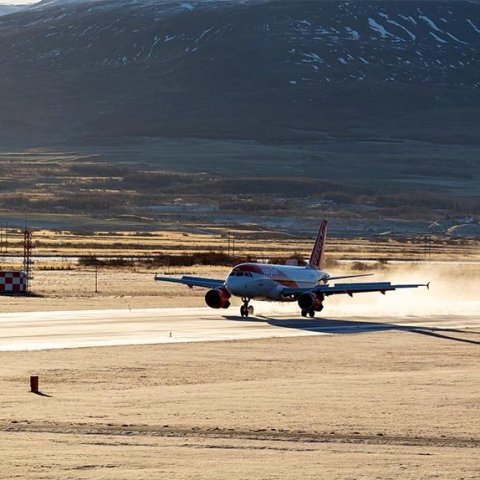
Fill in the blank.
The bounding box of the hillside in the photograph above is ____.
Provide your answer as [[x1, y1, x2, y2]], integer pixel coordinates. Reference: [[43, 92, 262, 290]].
[[0, 0, 478, 230], [0, 0, 479, 144]]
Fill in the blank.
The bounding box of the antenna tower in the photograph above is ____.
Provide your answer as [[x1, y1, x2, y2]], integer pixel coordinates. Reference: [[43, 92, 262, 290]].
[[23, 228, 33, 293]]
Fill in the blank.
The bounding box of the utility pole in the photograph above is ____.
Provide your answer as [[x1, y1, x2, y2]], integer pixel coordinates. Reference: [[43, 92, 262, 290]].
[[226, 233, 235, 257], [0, 223, 7, 254], [95, 264, 98, 293], [424, 235, 432, 260]]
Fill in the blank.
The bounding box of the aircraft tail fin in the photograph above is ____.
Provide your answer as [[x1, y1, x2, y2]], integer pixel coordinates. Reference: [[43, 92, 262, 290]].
[[308, 220, 328, 270]]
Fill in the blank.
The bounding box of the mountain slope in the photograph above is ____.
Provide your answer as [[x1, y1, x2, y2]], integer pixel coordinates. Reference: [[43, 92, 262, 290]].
[[0, 0, 479, 144]]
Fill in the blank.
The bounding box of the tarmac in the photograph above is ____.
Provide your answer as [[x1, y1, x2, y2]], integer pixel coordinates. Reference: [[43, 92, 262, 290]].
[[0, 307, 478, 351]]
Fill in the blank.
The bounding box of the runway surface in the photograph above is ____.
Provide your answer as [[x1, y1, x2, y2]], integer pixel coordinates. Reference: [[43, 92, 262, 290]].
[[0, 307, 478, 351]]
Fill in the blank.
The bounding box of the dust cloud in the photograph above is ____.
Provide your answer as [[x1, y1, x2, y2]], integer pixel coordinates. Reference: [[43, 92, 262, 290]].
[[252, 263, 479, 318]]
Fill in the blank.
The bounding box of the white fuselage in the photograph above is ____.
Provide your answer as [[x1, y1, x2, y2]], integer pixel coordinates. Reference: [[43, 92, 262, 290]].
[[225, 262, 328, 301]]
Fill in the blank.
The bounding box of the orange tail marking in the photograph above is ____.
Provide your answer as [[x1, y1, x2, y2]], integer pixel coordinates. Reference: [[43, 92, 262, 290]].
[[308, 220, 328, 269]]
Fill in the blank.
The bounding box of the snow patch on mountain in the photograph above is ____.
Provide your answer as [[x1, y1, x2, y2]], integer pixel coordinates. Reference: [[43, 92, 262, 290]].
[[378, 13, 416, 40], [467, 18, 480, 34], [368, 17, 394, 38], [429, 32, 447, 43], [345, 26, 360, 40], [179, 2, 194, 11], [419, 15, 443, 32], [32, 0, 89, 8], [445, 31, 468, 44]]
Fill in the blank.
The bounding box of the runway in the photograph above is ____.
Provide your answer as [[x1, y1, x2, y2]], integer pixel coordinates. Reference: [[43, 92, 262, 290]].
[[0, 307, 478, 351]]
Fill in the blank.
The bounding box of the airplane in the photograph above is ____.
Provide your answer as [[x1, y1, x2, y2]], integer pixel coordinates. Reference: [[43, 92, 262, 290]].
[[155, 220, 429, 318]]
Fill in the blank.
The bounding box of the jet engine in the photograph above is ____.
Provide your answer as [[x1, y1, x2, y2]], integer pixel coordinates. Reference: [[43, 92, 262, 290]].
[[298, 292, 324, 311], [205, 288, 231, 309]]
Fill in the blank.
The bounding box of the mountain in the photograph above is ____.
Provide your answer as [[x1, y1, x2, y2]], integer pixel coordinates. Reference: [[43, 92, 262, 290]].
[[0, 0, 479, 144]]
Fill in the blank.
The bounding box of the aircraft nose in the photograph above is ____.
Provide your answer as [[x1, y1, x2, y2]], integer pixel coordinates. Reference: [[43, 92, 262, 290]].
[[225, 277, 242, 296], [225, 276, 235, 292]]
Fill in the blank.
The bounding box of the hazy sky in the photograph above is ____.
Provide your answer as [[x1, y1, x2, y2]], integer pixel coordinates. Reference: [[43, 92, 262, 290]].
[[0, 1, 36, 4]]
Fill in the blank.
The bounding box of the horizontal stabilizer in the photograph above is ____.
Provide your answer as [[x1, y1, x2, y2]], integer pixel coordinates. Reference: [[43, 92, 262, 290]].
[[326, 273, 373, 281]]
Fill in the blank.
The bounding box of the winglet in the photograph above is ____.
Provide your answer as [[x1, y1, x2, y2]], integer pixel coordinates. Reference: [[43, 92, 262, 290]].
[[427, 282, 430, 290]]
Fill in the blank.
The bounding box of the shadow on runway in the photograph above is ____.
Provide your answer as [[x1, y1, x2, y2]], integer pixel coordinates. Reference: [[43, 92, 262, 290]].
[[31, 391, 52, 397], [222, 315, 480, 346], [408, 328, 480, 346]]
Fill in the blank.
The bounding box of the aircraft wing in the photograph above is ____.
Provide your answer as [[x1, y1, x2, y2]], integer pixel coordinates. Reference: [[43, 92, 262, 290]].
[[155, 275, 225, 289], [281, 281, 429, 298]]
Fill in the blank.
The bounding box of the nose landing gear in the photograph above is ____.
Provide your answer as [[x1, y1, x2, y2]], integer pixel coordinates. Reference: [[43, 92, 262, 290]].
[[240, 298, 254, 318]]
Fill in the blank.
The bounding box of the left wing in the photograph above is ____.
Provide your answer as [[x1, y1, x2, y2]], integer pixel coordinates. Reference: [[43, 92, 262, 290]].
[[281, 281, 429, 298], [155, 275, 225, 289]]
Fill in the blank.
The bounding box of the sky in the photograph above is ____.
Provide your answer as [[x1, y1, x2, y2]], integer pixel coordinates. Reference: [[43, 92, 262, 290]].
[[0, 1, 36, 4]]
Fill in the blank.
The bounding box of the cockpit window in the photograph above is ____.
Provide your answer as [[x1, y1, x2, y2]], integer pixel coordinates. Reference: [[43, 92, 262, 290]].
[[229, 271, 253, 277]]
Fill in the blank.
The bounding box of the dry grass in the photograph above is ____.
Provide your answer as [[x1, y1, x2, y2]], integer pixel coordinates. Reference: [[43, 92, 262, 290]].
[[0, 331, 479, 479], [0, 268, 227, 312], [0, 228, 478, 268]]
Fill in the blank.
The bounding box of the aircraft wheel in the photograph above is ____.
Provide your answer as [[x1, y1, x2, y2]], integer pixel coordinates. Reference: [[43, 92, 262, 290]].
[[308, 310, 315, 318], [240, 305, 248, 318], [301, 309, 308, 318], [248, 306, 254, 316]]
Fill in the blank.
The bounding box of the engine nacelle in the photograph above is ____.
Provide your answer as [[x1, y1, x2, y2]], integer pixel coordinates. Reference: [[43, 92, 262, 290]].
[[298, 292, 324, 311], [205, 288, 231, 309]]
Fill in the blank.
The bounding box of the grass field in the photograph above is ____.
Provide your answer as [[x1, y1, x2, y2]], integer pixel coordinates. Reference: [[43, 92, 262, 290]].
[[0, 227, 479, 264], [1, 330, 479, 479]]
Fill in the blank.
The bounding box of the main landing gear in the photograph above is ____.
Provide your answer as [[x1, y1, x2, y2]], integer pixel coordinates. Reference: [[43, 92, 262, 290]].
[[240, 298, 254, 318], [301, 304, 323, 318]]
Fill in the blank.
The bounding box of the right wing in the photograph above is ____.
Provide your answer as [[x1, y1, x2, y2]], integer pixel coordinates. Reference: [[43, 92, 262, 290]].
[[155, 275, 225, 289], [281, 281, 429, 298]]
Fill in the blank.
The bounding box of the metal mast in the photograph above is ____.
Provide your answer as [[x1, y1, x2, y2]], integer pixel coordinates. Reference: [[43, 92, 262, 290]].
[[23, 228, 33, 293]]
